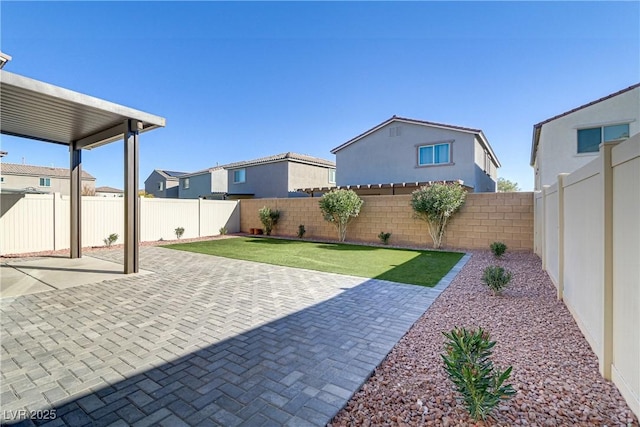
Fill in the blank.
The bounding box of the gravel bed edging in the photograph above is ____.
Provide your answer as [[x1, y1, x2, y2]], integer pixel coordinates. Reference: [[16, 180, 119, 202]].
[[330, 251, 639, 427]]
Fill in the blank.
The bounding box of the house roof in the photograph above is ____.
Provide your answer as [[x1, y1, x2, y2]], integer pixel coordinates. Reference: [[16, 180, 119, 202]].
[[331, 116, 500, 167], [530, 83, 640, 166], [95, 186, 123, 193], [153, 169, 188, 180], [179, 152, 336, 178], [223, 152, 335, 170], [1, 162, 96, 180]]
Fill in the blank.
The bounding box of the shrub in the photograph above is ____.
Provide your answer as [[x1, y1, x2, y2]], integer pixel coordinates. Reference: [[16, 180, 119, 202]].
[[297, 224, 306, 239], [219, 226, 228, 235], [175, 227, 185, 239], [490, 242, 507, 258], [318, 189, 363, 242], [258, 206, 280, 236], [378, 231, 392, 245], [103, 233, 118, 247], [411, 182, 466, 249], [482, 265, 512, 295], [442, 327, 515, 421]]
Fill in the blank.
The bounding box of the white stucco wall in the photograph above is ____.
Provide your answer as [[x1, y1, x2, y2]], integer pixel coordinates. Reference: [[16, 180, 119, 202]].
[[335, 122, 490, 190], [534, 86, 639, 190]]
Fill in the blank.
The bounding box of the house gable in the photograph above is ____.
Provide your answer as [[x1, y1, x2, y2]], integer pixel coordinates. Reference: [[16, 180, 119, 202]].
[[333, 117, 498, 192]]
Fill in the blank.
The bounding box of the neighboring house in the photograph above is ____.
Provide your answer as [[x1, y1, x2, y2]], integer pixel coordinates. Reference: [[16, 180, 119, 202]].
[[531, 83, 640, 190], [177, 152, 336, 199], [330, 116, 500, 193], [177, 167, 227, 199], [144, 169, 187, 198], [95, 186, 124, 197], [0, 162, 96, 195]]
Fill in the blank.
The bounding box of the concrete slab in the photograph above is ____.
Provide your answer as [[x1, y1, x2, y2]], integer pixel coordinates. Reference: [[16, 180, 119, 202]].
[[1, 256, 150, 298]]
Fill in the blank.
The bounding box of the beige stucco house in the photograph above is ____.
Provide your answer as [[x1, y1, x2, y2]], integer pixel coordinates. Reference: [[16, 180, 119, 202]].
[[531, 83, 640, 190], [0, 162, 95, 195], [331, 116, 500, 193]]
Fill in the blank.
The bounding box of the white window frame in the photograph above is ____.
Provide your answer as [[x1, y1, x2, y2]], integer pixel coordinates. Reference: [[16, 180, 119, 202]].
[[328, 169, 336, 184], [417, 141, 453, 166], [158, 181, 164, 191], [233, 168, 246, 184], [183, 178, 190, 189], [577, 122, 630, 154], [39, 177, 51, 187]]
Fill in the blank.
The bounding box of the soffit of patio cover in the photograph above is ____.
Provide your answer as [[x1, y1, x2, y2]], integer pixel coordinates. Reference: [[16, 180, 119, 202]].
[[0, 70, 165, 149]]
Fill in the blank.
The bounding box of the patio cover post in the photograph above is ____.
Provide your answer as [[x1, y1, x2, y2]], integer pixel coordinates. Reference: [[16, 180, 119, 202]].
[[70, 141, 82, 258], [124, 119, 140, 274]]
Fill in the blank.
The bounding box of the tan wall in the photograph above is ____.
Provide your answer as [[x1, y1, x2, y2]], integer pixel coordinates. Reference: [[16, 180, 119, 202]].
[[536, 134, 640, 418], [240, 192, 533, 250], [0, 195, 240, 255]]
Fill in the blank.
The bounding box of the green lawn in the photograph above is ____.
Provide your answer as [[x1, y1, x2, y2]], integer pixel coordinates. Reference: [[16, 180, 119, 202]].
[[167, 237, 464, 287]]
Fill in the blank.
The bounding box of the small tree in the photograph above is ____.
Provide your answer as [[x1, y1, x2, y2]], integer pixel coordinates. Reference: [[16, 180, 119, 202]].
[[318, 189, 363, 242], [258, 206, 280, 236], [497, 178, 520, 192], [411, 182, 466, 249], [103, 233, 118, 247], [175, 227, 185, 239]]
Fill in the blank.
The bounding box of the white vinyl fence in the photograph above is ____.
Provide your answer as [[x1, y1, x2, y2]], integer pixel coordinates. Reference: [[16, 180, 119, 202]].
[[535, 134, 640, 418], [0, 195, 239, 255]]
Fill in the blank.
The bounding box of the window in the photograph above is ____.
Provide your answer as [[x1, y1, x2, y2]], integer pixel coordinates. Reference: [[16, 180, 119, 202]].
[[484, 152, 492, 175], [577, 123, 630, 153], [183, 178, 190, 189], [328, 169, 336, 184], [418, 143, 451, 166], [158, 181, 164, 191], [39, 177, 51, 187], [233, 169, 246, 183]]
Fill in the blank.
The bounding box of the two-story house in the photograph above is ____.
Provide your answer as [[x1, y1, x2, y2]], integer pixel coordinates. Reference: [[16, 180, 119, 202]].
[[531, 83, 640, 190], [0, 162, 96, 195], [177, 152, 336, 199], [330, 116, 500, 193], [144, 169, 187, 198]]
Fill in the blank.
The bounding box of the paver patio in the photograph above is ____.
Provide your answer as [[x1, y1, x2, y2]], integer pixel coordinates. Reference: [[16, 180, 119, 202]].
[[1, 246, 469, 426]]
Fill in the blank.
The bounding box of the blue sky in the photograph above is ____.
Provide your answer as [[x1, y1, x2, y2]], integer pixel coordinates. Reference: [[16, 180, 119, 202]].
[[1, 1, 638, 191]]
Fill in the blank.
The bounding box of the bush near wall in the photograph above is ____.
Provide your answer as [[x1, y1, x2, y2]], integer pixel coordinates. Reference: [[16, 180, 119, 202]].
[[239, 192, 534, 250]]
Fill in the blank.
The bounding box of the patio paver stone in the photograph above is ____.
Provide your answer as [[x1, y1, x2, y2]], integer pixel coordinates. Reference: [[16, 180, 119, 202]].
[[1, 246, 469, 426]]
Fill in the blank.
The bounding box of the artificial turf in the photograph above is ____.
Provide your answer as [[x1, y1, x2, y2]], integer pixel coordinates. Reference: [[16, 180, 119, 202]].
[[167, 237, 464, 287]]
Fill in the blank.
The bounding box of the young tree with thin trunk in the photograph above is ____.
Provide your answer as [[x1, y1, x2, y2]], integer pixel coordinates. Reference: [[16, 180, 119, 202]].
[[411, 182, 466, 249], [318, 189, 363, 242]]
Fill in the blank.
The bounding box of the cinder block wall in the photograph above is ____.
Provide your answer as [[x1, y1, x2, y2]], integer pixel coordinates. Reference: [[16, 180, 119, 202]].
[[240, 192, 533, 250]]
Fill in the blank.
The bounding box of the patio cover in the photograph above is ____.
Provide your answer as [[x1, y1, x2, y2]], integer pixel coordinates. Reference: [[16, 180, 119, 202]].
[[0, 69, 166, 273]]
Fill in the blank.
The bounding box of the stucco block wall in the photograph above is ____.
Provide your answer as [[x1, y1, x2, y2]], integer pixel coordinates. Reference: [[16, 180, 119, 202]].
[[240, 192, 533, 250], [336, 123, 481, 189]]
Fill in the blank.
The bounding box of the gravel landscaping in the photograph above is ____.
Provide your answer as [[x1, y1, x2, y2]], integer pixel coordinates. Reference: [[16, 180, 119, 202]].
[[331, 251, 639, 427]]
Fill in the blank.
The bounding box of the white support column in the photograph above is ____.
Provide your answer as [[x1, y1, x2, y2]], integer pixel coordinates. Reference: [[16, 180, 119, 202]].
[[124, 119, 140, 274]]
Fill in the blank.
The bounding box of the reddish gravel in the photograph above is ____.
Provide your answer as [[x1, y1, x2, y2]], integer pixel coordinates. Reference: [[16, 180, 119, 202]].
[[331, 251, 639, 427]]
